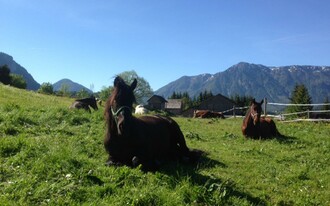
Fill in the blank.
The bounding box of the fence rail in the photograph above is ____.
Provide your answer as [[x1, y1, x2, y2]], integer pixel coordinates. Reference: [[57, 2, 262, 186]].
[[220, 98, 330, 122], [266, 98, 330, 122]]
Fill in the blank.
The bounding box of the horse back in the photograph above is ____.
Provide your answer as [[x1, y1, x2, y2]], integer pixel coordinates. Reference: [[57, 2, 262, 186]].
[[134, 115, 189, 158], [70, 101, 90, 112], [260, 117, 280, 138]]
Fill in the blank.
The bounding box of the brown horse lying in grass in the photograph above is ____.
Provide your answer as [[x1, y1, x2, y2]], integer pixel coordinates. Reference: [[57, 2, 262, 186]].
[[70, 96, 98, 112], [242, 99, 280, 139], [193, 110, 225, 119], [104, 76, 202, 171]]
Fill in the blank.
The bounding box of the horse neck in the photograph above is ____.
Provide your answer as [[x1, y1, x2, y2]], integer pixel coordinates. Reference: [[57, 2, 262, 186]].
[[243, 108, 254, 126], [105, 102, 118, 136]]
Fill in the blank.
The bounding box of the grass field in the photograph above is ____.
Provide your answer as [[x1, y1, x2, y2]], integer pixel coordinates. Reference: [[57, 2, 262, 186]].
[[1, 84, 329, 205]]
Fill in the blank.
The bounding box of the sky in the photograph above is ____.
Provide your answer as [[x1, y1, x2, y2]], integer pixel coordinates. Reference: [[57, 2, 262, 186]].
[[1, 0, 330, 92]]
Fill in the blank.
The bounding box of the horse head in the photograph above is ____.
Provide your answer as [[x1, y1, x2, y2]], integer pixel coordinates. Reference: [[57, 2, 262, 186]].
[[106, 76, 137, 137], [249, 99, 263, 125], [89, 96, 99, 111]]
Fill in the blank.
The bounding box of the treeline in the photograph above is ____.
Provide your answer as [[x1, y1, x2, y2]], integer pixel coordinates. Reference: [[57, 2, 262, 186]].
[[168, 90, 253, 110], [0, 65, 27, 89], [38, 82, 92, 99], [1, 64, 93, 99], [168, 90, 214, 110]]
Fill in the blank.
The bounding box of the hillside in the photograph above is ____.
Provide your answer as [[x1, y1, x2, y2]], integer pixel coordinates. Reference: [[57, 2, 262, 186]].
[[155, 62, 330, 103], [1, 83, 329, 205], [0, 83, 72, 108], [53, 78, 93, 93], [0, 52, 40, 90]]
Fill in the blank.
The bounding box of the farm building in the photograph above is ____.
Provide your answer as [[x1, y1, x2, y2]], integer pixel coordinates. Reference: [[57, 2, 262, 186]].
[[182, 94, 235, 117], [147, 95, 167, 110], [165, 99, 183, 115], [199, 94, 235, 113]]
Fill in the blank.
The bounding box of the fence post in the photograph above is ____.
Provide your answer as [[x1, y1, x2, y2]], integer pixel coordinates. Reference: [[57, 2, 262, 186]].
[[263, 98, 267, 116], [233, 105, 236, 118], [307, 109, 310, 119]]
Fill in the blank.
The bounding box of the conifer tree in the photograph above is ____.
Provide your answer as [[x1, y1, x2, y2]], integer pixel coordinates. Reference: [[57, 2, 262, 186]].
[[286, 84, 313, 117]]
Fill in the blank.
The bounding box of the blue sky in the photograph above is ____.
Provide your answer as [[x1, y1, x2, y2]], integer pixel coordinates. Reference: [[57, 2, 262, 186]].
[[1, 0, 330, 92]]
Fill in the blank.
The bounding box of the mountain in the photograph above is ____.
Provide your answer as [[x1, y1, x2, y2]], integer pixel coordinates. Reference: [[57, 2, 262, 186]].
[[0, 52, 40, 90], [53, 79, 92, 93], [155, 62, 330, 103]]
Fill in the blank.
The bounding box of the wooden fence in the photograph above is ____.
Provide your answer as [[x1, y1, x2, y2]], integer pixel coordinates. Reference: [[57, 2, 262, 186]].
[[221, 98, 330, 122]]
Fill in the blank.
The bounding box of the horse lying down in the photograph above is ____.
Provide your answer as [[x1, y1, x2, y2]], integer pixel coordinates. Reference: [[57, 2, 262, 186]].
[[104, 76, 202, 171], [193, 110, 225, 119], [242, 99, 281, 139], [70, 96, 98, 113]]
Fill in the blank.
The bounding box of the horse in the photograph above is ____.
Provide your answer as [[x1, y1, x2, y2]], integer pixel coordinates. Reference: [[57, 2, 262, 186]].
[[104, 76, 201, 170], [193, 110, 225, 119], [241, 99, 280, 139], [135, 105, 149, 115], [70, 96, 98, 112]]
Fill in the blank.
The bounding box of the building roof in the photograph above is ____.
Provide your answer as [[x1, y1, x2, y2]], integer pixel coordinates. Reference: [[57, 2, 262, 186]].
[[203, 94, 235, 105], [147, 95, 167, 103], [165, 99, 182, 109]]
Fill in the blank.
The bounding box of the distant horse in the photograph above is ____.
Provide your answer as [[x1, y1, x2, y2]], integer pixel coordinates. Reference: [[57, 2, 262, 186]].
[[135, 105, 149, 115], [193, 110, 225, 119], [70, 96, 98, 112], [104, 76, 201, 170], [242, 99, 280, 139], [96, 98, 103, 106]]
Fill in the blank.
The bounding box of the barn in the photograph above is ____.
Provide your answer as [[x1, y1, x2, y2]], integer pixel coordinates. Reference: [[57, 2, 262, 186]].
[[146, 95, 167, 110], [165, 99, 183, 115], [199, 94, 235, 114]]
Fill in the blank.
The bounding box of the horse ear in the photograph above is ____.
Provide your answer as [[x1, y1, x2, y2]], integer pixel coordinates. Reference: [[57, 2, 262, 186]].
[[250, 98, 256, 105], [260, 99, 264, 105], [130, 79, 137, 91], [114, 76, 121, 87]]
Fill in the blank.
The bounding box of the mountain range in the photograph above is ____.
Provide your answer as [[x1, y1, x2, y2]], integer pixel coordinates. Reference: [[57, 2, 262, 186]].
[[53, 79, 92, 93], [0, 52, 40, 90], [155, 62, 330, 103], [1, 52, 329, 103], [0, 52, 91, 93]]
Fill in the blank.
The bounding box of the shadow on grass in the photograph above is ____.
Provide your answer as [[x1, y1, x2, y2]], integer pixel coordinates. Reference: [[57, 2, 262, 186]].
[[158, 154, 267, 206], [274, 134, 299, 144], [246, 134, 300, 145]]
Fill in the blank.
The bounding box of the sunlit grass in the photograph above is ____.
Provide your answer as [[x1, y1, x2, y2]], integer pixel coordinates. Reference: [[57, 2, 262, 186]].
[[1, 84, 329, 205]]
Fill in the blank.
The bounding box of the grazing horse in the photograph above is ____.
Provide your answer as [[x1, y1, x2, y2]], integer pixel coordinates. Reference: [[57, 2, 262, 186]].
[[104, 76, 200, 170], [242, 99, 280, 139], [70, 96, 98, 112], [193, 110, 225, 119]]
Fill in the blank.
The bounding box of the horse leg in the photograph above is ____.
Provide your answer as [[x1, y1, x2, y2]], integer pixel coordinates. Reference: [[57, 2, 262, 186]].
[[105, 156, 123, 166], [131, 154, 160, 171]]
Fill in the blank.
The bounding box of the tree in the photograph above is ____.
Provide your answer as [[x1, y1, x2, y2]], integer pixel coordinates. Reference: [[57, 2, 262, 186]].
[[57, 83, 71, 97], [10, 74, 27, 89], [38, 82, 54, 94], [230, 94, 254, 107], [322, 97, 330, 111], [286, 84, 313, 117], [76, 89, 90, 99], [116, 70, 153, 104], [99, 86, 113, 101], [0, 65, 11, 85]]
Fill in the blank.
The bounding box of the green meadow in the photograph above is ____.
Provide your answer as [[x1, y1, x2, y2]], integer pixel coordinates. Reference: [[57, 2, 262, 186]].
[[0, 84, 329, 205]]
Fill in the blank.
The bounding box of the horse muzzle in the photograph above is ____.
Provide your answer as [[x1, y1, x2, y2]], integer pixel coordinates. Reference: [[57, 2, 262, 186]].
[[251, 113, 260, 125]]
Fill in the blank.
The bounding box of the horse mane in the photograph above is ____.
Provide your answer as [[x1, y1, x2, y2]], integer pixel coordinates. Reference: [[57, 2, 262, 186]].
[[104, 76, 136, 136], [104, 87, 117, 137], [243, 107, 252, 125]]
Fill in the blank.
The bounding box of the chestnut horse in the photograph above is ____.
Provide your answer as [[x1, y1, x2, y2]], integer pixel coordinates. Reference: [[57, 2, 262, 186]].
[[193, 110, 225, 119], [104, 76, 200, 170], [70, 96, 98, 112], [242, 99, 280, 139]]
